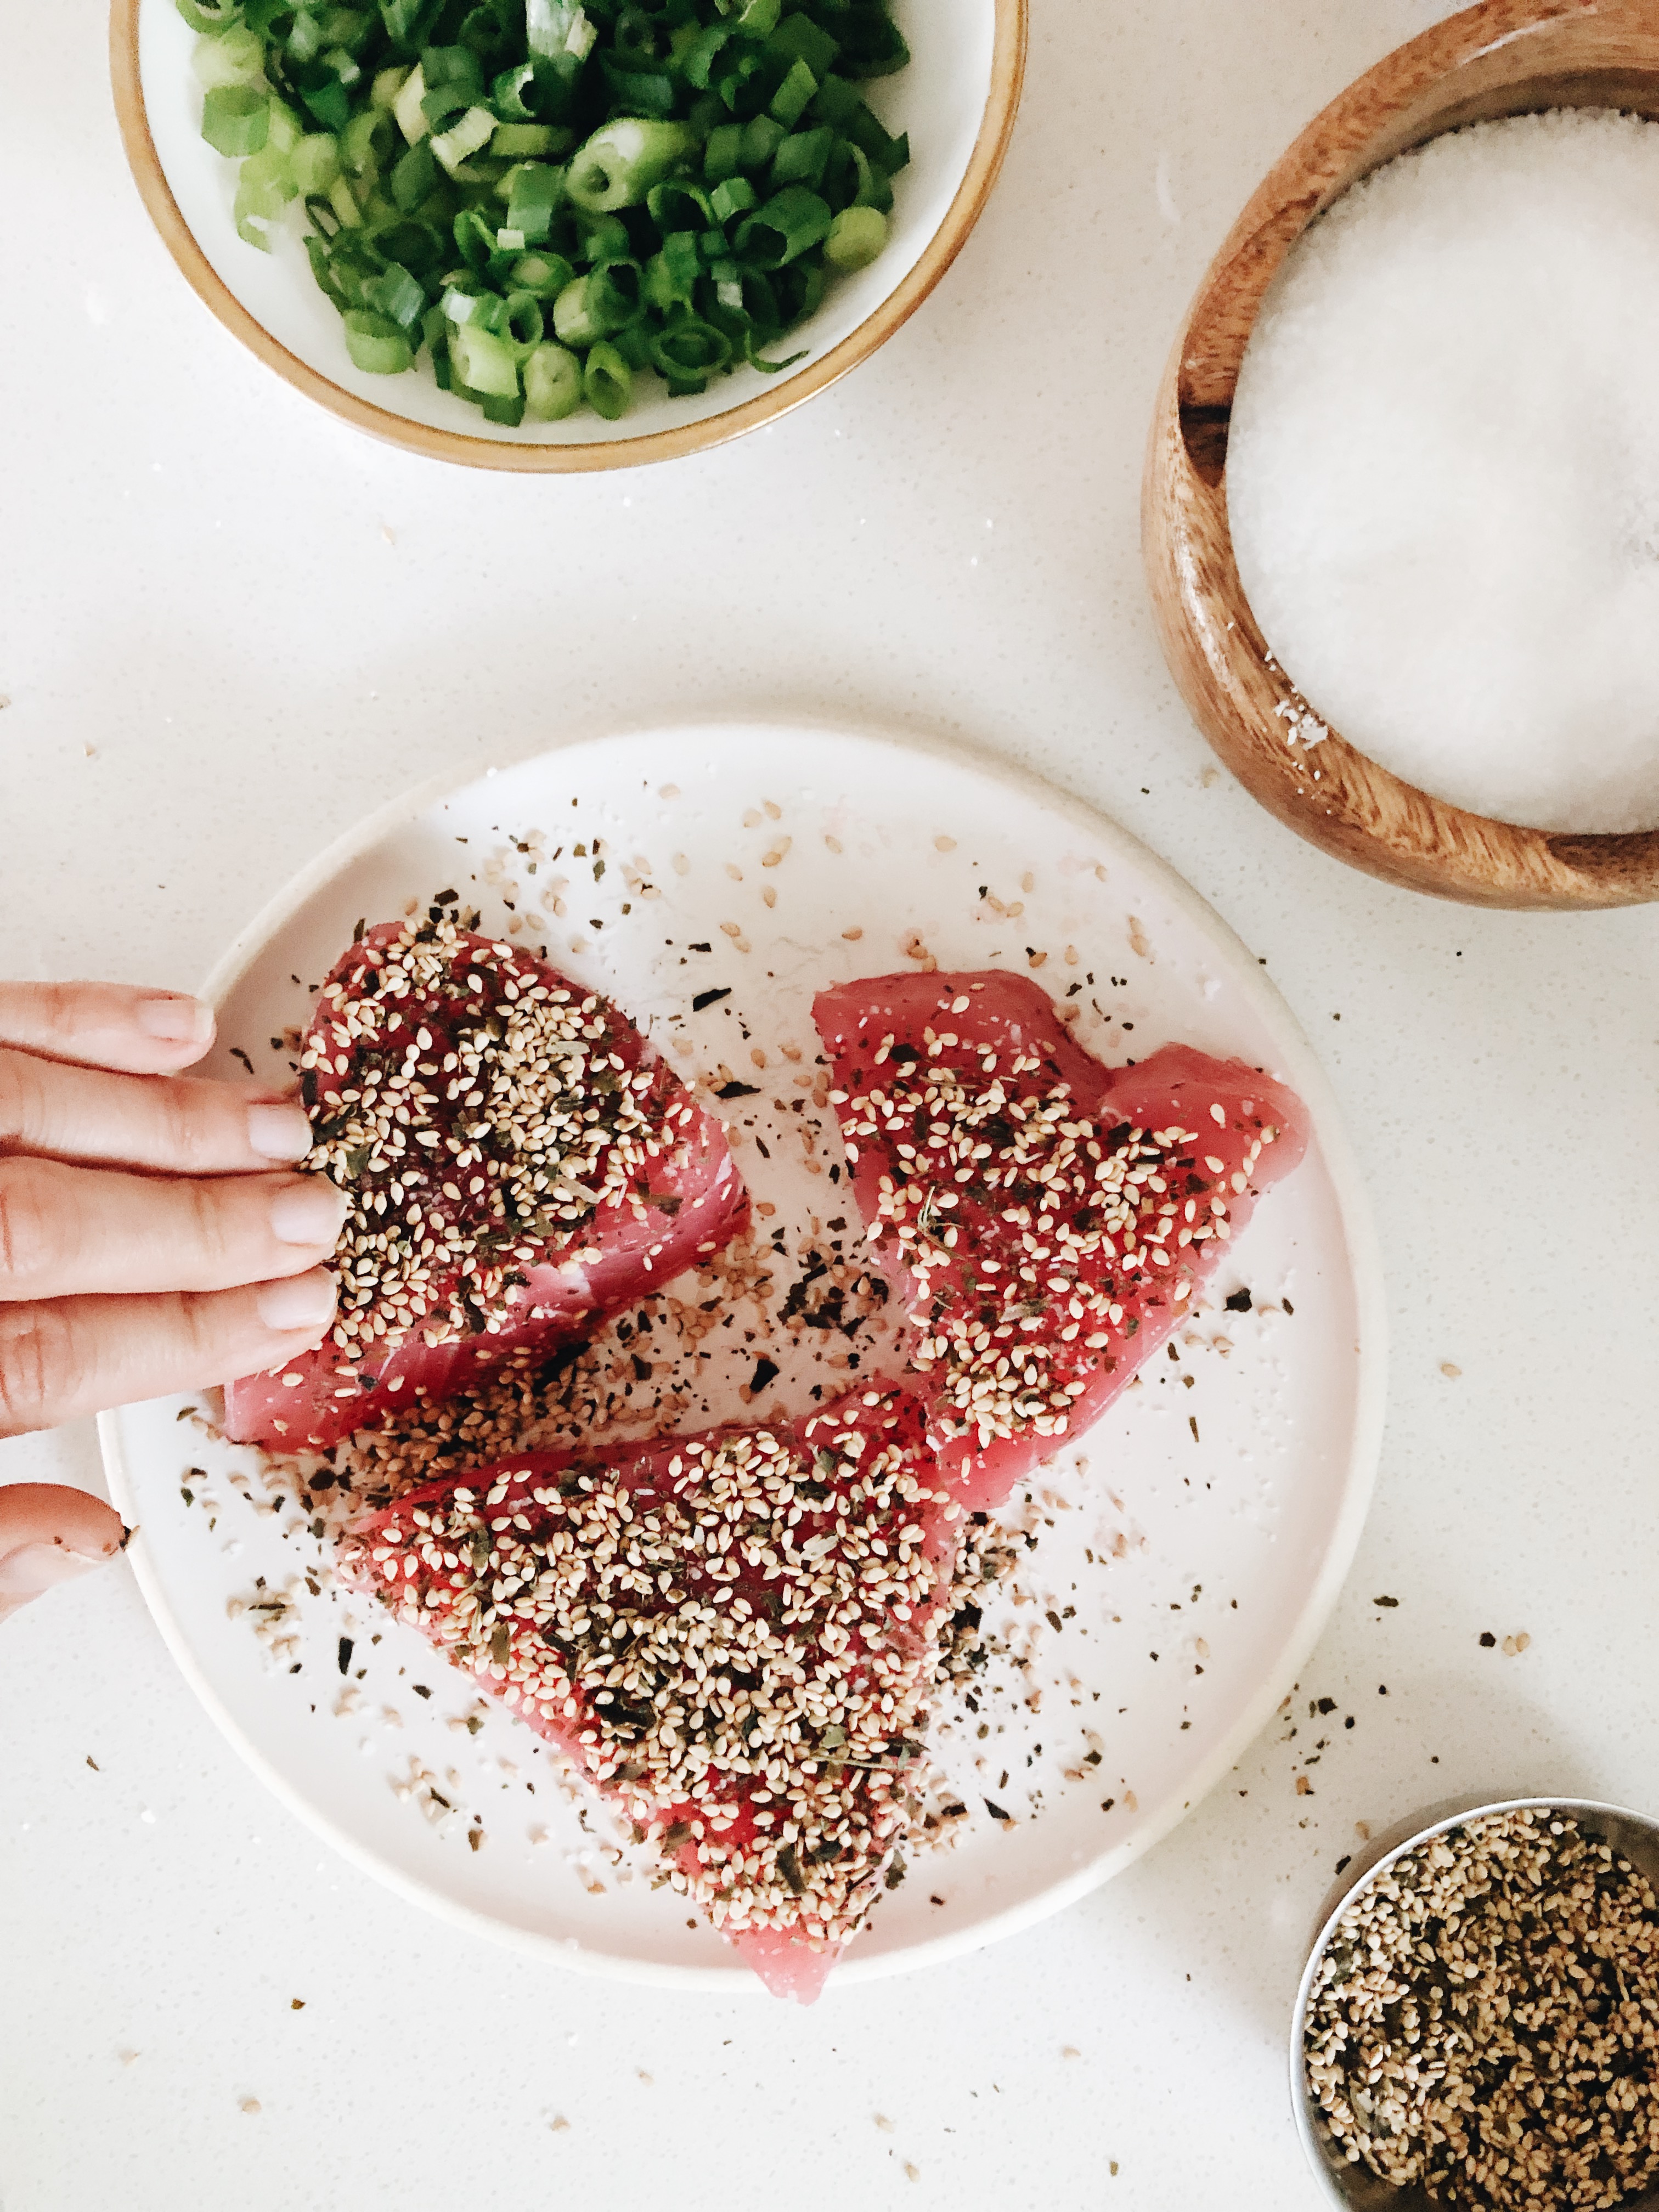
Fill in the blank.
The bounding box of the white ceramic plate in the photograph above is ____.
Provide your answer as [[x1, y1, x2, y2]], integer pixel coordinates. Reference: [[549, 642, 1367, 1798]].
[[126, 0, 1008, 457], [100, 720, 1386, 1991]]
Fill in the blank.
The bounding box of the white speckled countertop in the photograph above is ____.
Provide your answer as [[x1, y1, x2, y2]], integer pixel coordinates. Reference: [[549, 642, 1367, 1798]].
[[5, 3, 1657, 2205]]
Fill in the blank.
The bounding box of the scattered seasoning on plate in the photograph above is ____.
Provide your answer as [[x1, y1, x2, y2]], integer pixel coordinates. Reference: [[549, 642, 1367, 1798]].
[[1305, 1807, 1659, 2209]]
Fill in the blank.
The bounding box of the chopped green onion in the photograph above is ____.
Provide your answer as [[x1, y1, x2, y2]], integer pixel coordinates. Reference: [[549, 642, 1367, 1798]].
[[844, 140, 891, 215], [431, 104, 496, 176], [288, 10, 323, 64], [643, 229, 701, 311], [177, 0, 242, 32], [506, 160, 563, 241], [646, 176, 713, 233], [768, 57, 816, 130], [575, 212, 631, 267], [733, 184, 831, 269], [599, 58, 675, 119], [439, 282, 486, 324], [767, 12, 839, 79], [235, 150, 295, 245], [201, 82, 271, 155], [709, 174, 757, 222], [340, 103, 393, 174], [525, 0, 594, 61], [376, 217, 444, 273], [739, 112, 786, 171], [300, 76, 351, 131], [290, 131, 339, 194], [447, 210, 487, 275], [422, 46, 480, 91], [370, 260, 426, 329], [391, 61, 428, 142], [379, 0, 442, 50], [492, 60, 536, 118], [342, 307, 413, 371], [328, 172, 362, 227], [836, 7, 909, 80], [457, 4, 511, 65], [203, 0, 911, 424], [522, 341, 582, 419], [420, 82, 472, 129], [702, 121, 742, 183], [267, 98, 303, 153], [823, 202, 886, 272], [552, 278, 599, 345], [492, 122, 566, 157], [770, 126, 832, 191], [388, 134, 435, 207], [648, 314, 731, 380], [448, 320, 520, 396], [566, 118, 696, 211], [582, 340, 630, 419], [192, 24, 266, 88], [551, 263, 640, 346], [681, 22, 732, 91], [503, 290, 545, 351], [744, 329, 807, 373], [509, 250, 574, 299]]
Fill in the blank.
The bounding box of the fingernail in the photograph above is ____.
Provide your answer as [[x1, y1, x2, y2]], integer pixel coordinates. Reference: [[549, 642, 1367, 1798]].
[[256, 1269, 337, 1334], [268, 1179, 349, 1248], [134, 993, 215, 1047], [0, 1539, 114, 1602], [248, 1102, 313, 1163]]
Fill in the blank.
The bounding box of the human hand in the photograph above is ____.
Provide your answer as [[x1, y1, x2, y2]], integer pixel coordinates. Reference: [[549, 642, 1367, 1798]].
[[0, 1482, 128, 1623], [0, 978, 343, 1438]]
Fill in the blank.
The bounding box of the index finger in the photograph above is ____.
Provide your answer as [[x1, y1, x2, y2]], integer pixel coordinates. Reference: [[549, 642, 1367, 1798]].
[[0, 1048, 313, 1174], [0, 980, 216, 1075]]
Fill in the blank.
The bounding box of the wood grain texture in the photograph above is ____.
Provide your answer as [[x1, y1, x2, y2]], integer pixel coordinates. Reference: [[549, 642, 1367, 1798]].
[[110, 0, 1026, 475], [1142, 0, 1659, 909]]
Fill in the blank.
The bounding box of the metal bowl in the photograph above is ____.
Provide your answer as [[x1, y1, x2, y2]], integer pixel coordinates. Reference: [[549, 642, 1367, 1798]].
[[1289, 1793, 1659, 2211]]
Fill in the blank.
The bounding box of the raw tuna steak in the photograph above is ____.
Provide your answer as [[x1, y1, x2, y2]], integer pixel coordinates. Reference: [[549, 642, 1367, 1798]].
[[812, 971, 1309, 1509], [225, 918, 748, 1452], [341, 1386, 957, 2001]]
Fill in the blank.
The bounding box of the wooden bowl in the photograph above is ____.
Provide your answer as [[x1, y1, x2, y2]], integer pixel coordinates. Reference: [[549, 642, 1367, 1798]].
[[1142, 0, 1659, 909], [111, 0, 1025, 473]]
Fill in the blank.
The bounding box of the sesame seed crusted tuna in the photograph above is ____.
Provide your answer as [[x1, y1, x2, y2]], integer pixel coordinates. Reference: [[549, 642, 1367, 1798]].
[[338, 1385, 956, 2002], [812, 972, 1310, 1508], [224, 917, 748, 1453]]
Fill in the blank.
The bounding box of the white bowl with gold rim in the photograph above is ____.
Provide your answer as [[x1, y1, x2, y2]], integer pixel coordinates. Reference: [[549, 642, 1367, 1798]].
[[111, 0, 1025, 470]]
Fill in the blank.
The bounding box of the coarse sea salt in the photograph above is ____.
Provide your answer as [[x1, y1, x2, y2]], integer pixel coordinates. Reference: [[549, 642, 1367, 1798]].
[[1226, 110, 1659, 834]]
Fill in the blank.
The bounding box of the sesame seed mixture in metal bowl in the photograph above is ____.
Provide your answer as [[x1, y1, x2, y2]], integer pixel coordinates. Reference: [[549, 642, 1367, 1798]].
[[1299, 1804, 1659, 2211], [101, 721, 1380, 1988]]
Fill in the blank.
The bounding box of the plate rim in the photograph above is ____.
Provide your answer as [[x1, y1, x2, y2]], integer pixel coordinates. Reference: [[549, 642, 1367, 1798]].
[[100, 713, 1389, 1991], [109, 0, 1028, 475]]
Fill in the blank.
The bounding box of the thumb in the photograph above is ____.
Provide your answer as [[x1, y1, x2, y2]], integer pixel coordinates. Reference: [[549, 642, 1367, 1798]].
[[0, 1483, 130, 1624]]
